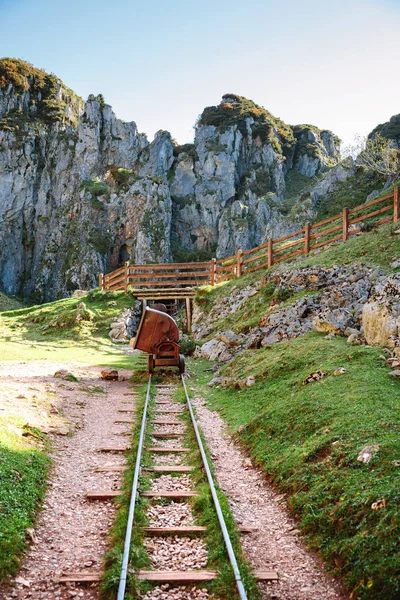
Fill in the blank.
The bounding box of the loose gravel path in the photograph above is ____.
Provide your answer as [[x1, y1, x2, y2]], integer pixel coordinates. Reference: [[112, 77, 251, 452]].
[[191, 393, 347, 600], [0, 360, 136, 600]]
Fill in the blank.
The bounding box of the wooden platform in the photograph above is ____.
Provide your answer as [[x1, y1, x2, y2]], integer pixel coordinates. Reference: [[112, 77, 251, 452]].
[[55, 567, 278, 584], [143, 526, 207, 535], [150, 419, 182, 425], [137, 570, 217, 582], [56, 572, 101, 583], [96, 446, 130, 453], [86, 490, 121, 500], [155, 409, 185, 413], [94, 465, 125, 472], [140, 491, 200, 498], [144, 466, 194, 473], [148, 447, 190, 452]]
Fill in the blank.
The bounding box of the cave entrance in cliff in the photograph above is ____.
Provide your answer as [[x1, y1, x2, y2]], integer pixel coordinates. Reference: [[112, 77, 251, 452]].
[[118, 244, 131, 264]]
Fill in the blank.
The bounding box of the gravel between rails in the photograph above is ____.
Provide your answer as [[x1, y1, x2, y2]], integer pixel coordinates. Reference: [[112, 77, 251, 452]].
[[190, 394, 347, 600], [0, 361, 136, 600], [141, 584, 214, 599], [150, 475, 192, 492], [152, 453, 184, 465], [144, 537, 208, 571], [147, 502, 195, 527], [153, 423, 186, 435]]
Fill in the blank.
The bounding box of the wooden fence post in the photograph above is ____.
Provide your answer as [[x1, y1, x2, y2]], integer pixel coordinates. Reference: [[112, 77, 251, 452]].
[[342, 207, 349, 241], [124, 261, 129, 293], [236, 249, 243, 278], [394, 187, 399, 223], [304, 223, 311, 254], [185, 297, 192, 333], [210, 258, 216, 286], [98, 273, 104, 291], [267, 238, 273, 269]]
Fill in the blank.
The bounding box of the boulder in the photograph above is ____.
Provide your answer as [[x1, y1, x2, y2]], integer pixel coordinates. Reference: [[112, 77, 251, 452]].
[[100, 369, 119, 381], [389, 370, 400, 378], [347, 333, 362, 344], [357, 444, 379, 463], [245, 375, 256, 387], [362, 274, 400, 347], [313, 309, 353, 335], [199, 339, 220, 359], [216, 330, 242, 347]]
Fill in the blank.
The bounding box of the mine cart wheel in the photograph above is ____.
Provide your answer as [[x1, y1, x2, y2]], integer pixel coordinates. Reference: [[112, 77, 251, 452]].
[[148, 355, 155, 374], [179, 354, 185, 375]]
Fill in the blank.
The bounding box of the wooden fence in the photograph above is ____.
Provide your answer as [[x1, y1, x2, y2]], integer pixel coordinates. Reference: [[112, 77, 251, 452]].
[[99, 261, 212, 292], [100, 187, 399, 291]]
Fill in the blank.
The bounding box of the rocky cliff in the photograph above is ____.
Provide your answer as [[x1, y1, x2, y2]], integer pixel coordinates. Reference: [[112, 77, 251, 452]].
[[0, 59, 344, 301]]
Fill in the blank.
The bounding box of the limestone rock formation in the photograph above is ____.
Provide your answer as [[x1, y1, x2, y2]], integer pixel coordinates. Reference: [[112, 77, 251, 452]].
[[0, 60, 347, 301]]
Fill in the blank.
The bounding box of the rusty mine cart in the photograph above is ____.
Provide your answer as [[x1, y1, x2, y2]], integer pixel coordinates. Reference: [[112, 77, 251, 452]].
[[131, 307, 185, 374]]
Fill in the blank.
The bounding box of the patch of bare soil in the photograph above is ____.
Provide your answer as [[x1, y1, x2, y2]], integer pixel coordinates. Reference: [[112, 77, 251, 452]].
[[0, 360, 136, 600], [191, 393, 347, 600]]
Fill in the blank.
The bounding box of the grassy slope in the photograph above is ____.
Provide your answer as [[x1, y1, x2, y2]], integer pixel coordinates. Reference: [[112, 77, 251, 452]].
[[0, 291, 24, 312], [0, 428, 50, 580], [192, 221, 400, 599], [191, 335, 400, 600], [0, 289, 137, 582], [195, 222, 400, 337], [0, 289, 136, 368]]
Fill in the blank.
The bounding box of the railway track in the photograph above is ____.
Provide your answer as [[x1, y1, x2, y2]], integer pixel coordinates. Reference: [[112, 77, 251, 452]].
[[116, 371, 277, 600]]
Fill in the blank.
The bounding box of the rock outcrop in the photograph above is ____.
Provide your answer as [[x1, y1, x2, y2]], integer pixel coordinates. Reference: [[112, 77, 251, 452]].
[[0, 60, 345, 301], [193, 264, 390, 362], [362, 274, 400, 348]]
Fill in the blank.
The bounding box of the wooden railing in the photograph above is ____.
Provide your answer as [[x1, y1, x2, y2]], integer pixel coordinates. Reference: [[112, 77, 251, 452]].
[[99, 261, 212, 291], [100, 187, 399, 291]]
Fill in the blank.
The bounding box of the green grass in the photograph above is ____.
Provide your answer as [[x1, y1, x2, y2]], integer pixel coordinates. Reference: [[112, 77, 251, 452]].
[[0, 434, 50, 580], [190, 334, 400, 599], [0, 289, 136, 368], [315, 169, 387, 220], [288, 222, 400, 272], [0, 291, 24, 312]]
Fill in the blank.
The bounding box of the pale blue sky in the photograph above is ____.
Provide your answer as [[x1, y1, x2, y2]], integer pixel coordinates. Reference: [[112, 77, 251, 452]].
[[0, 0, 399, 147]]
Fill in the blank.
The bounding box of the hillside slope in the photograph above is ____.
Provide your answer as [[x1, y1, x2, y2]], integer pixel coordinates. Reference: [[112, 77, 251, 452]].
[[190, 226, 400, 599]]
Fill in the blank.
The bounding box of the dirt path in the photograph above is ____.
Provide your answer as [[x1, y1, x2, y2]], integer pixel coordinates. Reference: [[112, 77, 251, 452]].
[[0, 360, 136, 600], [191, 393, 347, 600]]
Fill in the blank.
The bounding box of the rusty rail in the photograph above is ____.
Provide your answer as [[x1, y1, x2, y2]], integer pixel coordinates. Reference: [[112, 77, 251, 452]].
[[100, 187, 399, 291]]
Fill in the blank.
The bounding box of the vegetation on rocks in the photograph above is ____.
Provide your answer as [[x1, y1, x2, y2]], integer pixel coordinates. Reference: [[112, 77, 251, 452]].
[[315, 168, 386, 220], [198, 93, 295, 153], [369, 113, 400, 142], [81, 178, 110, 198], [0, 58, 83, 127]]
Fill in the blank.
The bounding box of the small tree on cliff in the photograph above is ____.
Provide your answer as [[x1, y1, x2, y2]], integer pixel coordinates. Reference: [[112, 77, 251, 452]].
[[345, 133, 400, 182]]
